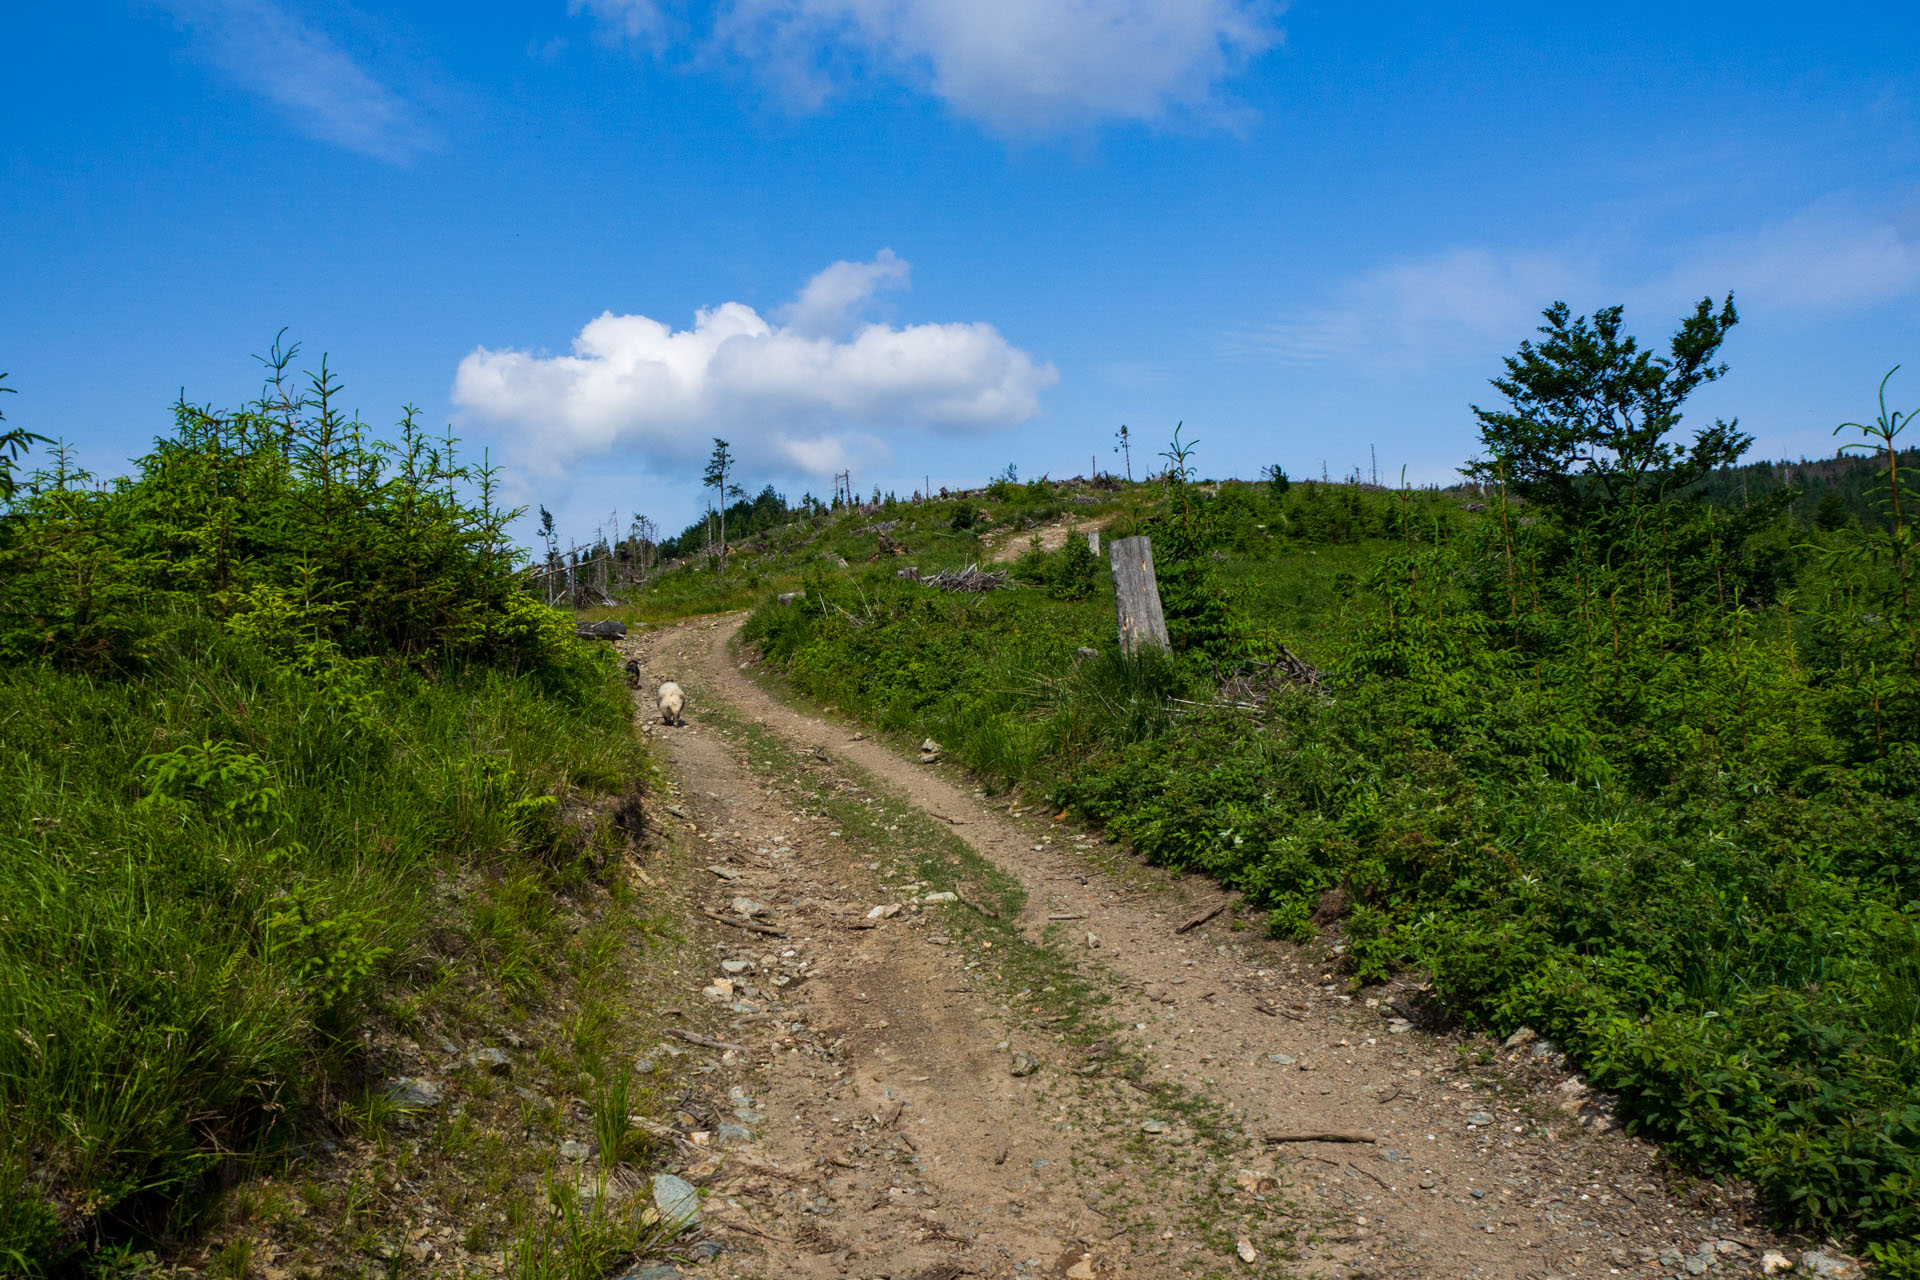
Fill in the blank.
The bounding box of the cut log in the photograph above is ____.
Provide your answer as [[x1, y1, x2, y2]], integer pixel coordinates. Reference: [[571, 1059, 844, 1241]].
[[1263, 1130, 1377, 1144], [574, 619, 627, 639], [1108, 536, 1170, 655]]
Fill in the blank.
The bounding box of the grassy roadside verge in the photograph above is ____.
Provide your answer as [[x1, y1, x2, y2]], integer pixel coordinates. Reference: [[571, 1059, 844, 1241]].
[[0, 353, 706, 1276], [0, 615, 703, 1273]]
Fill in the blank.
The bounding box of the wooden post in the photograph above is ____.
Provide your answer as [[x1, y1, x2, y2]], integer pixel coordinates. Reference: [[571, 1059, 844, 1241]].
[[1085, 529, 1100, 555], [1108, 536, 1170, 655]]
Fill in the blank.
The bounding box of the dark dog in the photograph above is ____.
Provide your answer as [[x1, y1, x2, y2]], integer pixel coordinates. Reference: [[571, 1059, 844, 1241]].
[[624, 658, 642, 689]]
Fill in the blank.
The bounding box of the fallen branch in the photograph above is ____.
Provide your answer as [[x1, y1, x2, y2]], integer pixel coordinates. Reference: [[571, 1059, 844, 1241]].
[[1176, 902, 1228, 933], [954, 893, 1000, 920], [672, 1030, 753, 1054], [1264, 1130, 1377, 1145], [702, 909, 787, 937], [1347, 1161, 1392, 1191]]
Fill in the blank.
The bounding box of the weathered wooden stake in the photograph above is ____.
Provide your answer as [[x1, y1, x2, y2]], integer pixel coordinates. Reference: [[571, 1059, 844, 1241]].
[[1108, 535, 1170, 655], [1085, 529, 1100, 555]]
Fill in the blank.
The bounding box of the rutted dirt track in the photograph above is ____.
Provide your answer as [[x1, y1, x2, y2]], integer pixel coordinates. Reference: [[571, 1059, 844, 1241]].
[[622, 616, 1790, 1280]]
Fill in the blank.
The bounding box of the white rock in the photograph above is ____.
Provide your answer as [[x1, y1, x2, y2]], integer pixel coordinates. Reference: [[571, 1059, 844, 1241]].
[[922, 891, 958, 903], [1237, 1237, 1258, 1263], [1760, 1252, 1793, 1276], [651, 1173, 701, 1229], [386, 1077, 442, 1108], [866, 903, 902, 920], [1801, 1251, 1861, 1279], [731, 897, 769, 917]]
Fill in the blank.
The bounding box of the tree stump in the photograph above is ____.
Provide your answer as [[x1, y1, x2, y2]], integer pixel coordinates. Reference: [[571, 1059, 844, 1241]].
[[1108, 536, 1170, 654]]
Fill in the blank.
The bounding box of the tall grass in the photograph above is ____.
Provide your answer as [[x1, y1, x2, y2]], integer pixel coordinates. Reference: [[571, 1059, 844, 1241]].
[[0, 612, 642, 1265]]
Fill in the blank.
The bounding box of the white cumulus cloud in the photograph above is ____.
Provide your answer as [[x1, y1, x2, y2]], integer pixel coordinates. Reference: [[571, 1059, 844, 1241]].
[[583, 0, 1281, 132], [451, 251, 1057, 478], [776, 246, 911, 336]]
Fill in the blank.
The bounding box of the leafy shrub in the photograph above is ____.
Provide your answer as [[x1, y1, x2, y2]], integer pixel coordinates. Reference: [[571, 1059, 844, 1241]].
[[0, 351, 644, 1270]]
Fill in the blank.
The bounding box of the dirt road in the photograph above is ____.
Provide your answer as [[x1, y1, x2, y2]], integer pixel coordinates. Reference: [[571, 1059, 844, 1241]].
[[621, 616, 1786, 1280]]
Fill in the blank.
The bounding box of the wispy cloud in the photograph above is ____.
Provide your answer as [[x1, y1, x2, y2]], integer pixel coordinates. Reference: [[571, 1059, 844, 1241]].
[[1235, 191, 1920, 371], [451, 251, 1058, 479], [580, 0, 1283, 134], [156, 0, 439, 162], [1227, 247, 1594, 368], [1636, 192, 1920, 316]]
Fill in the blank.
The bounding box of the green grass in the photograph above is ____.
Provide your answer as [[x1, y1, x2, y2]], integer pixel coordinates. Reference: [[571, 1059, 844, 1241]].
[[0, 612, 648, 1270]]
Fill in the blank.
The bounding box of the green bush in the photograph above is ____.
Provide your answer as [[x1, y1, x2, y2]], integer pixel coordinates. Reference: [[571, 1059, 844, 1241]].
[[0, 352, 577, 678], [1049, 532, 1100, 600], [0, 351, 644, 1270]]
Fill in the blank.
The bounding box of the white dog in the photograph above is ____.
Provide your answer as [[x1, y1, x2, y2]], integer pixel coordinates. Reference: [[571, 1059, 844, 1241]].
[[656, 679, 685, 726]]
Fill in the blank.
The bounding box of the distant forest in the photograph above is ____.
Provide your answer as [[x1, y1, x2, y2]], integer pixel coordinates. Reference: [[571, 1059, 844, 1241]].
[[1691, 446, 1920, 529]]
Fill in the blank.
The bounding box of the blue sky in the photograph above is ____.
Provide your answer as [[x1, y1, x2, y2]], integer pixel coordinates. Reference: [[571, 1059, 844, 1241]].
[[4, 1, 1917, 544]]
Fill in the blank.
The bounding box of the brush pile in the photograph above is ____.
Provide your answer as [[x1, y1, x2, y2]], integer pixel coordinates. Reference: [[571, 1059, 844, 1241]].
[[1216, 647, 1327, 702], [924, 563, 1012, 593]]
